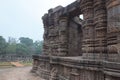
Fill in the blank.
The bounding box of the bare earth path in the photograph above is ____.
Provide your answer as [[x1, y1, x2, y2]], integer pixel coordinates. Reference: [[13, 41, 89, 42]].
[[0, 67, 44, 80]]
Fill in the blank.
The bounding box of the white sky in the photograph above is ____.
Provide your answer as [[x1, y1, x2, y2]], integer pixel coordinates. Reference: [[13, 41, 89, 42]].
[[0, 0, 75, 41]]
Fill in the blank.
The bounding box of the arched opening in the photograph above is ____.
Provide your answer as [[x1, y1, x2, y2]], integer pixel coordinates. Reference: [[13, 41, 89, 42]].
[[79, 14, 84, 20]]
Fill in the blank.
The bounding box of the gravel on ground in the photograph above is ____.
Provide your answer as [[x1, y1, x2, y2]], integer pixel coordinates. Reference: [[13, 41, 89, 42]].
[[0, 67, 44, 80]]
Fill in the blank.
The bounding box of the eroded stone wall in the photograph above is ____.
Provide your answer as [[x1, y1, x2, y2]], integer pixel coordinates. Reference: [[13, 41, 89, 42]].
[[106, 0, 120, 62], [32, 0, 120, 80]]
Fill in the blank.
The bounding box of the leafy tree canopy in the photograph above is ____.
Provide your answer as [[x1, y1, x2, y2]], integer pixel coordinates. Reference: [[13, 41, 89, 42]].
[[0, 36, 43, 56], [19, 37, 33, 46], [0, 36, 7, 54]]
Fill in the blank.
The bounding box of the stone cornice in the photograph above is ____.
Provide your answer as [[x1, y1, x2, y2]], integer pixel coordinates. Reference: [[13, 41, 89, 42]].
[[42, 1, 82, 20]]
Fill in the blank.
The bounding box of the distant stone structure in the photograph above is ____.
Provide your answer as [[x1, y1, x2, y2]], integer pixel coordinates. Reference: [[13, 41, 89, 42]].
[[0, 55, 32, 62], [32, 0, 120, 80]]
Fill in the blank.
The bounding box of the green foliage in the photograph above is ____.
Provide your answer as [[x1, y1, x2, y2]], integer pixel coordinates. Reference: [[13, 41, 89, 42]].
[[0, 36, 7, 55], [19, 37, 33, 46], [34, 41, 43, 54], [0, 36, 43, 56], [6, 43, 16, 54], [16, 44, 29, 55], [18, 37, 34, 55], [6, 37, 17, 55]]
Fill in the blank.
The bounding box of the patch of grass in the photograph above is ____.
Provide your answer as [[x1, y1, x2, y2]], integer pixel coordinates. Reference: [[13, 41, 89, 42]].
[[0, 62, 14, 68]]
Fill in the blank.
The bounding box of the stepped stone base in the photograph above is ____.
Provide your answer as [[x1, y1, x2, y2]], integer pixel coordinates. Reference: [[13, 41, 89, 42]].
[[32, 55, 120, 80]]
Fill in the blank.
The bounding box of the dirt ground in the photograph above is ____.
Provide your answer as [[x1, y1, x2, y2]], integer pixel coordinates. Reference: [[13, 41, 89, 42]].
[[0, 67, 44, 80]]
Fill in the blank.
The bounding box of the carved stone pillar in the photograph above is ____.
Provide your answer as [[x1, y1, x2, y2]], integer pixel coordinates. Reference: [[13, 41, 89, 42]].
[[42, 14, 49, 55], [93, 0, 107, 60], [42, 9, 60, 56], [106, 0, 120, 62], [58, 17, 69, 56], [80, 0, 95, 59]]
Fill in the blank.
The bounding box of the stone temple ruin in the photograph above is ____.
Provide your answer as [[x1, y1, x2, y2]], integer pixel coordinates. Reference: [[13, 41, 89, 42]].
[[32, 0, 120, 80]]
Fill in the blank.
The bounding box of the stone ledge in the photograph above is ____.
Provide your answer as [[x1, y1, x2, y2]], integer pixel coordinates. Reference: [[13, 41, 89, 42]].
[[33, 55, 120, 73]]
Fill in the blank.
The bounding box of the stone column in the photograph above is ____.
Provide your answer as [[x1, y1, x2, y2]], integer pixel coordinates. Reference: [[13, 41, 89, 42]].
[[93, 0, 107, 60], [42, 14, 49, 55], [106, 0, 120, 62], [58, 16, 69, 56], [80, 0, 95, 59]]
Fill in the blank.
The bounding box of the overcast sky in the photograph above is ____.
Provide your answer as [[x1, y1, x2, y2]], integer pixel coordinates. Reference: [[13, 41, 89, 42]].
[[0, 0, 75, 41]]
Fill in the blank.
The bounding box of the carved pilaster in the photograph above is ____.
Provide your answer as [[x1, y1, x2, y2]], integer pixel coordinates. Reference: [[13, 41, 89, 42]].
[[106, 0, 120, 62], [42, 9, 60, 56], [80, 0, 95, 59], [42, 14, 49, 55], [58, 17, 69, 56], [93, 0, 107, 60]]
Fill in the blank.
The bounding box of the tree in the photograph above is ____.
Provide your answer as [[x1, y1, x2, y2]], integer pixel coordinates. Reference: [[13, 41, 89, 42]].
[[16, 44, 29, 56], [6, 37, 17, 54], [6, 44, 16, 54], [18, 37, 34, 55], [0, 36, 7, 55], [19, 37, 33, 46], [8, 37, 17, 44], [0, 36, 43, 56], [34, 41, 43, 54]]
